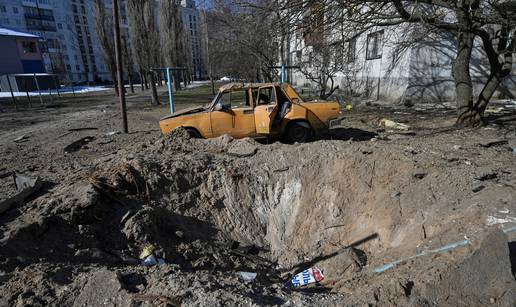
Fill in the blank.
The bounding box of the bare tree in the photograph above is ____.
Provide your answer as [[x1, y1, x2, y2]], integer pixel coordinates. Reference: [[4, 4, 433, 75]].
[[160, 0, 192, 90], [206, 0, 279, 82], [127, 0, 160, 104], [121, 31, 136, 93], [93, 0, 118, 94], [275, 0, 516, 126]]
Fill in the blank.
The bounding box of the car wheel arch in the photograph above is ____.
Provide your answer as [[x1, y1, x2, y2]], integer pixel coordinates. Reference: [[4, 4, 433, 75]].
[[182, 126, 204, 138]]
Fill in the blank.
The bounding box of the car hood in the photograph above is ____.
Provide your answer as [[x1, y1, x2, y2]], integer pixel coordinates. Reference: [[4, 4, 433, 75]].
[[160, 106, 206, 121]]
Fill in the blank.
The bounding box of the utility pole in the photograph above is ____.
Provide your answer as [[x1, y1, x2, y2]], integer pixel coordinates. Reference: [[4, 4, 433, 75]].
[[113, 0, 128, 133]]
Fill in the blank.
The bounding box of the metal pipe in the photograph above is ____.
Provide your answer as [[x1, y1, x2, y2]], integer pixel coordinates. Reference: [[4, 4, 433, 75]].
[[33, 73, 43, 105], [167, 68, 175, 114], [6, 74, 17, 107], [374, 225, 516, 274]]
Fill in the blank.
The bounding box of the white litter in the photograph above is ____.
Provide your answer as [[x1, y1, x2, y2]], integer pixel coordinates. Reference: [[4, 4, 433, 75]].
[[238, 271, 257, 282], [486, 216, 516, 226]]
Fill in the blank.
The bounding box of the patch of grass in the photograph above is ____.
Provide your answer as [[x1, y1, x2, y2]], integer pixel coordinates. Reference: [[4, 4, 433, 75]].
[[158, 83, 220, 106]]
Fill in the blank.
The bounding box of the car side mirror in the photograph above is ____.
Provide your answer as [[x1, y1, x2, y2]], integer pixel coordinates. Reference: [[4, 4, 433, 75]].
[[292, 98, 299, 104], [214, 102, 223, 111]]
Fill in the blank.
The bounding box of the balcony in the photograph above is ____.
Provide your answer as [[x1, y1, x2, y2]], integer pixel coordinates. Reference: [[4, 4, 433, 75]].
[[26, 23, 57, 32], [24, 13, 55, 21]]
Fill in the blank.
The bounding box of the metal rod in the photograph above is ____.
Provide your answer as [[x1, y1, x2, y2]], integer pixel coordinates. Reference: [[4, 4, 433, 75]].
[[113, 0, 128, 133], [167, 68, 175, 114], [48, 87, 54, 104], [33, 73, 43, 105], [25, 84, 31, 108], [6, 74, 17, 107]]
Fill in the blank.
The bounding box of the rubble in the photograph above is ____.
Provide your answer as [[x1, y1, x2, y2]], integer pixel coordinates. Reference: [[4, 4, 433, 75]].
[[1, 99, 516, 306]]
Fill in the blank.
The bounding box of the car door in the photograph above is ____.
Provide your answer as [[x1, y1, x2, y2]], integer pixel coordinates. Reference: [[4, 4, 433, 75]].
[[254, 86, 279, 135], [210, 89, 256, 138]]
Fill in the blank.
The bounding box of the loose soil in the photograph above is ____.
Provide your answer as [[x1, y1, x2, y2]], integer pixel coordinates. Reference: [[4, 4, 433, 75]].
[[0, 87, 515, 306]]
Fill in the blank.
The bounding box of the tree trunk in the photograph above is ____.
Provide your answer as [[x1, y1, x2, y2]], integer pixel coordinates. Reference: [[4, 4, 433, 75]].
[[129, 74, 135, 94], [453, 32, 480, 126], [210, 74, 215, 95], [148, 72, 160, 105], [474, 74, 501, 116], [174, 71, 181, 91]]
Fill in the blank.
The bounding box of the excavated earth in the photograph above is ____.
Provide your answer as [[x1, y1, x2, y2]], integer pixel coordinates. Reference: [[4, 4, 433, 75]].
[[1, 98, 516, 306]]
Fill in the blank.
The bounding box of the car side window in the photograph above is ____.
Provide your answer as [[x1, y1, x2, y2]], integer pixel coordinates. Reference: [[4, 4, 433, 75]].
[[255, 87, 276, 106], [218, 90, 247, 109]]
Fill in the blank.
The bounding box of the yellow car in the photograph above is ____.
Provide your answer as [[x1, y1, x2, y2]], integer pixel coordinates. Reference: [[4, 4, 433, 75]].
[[159, 83, 342, 143]]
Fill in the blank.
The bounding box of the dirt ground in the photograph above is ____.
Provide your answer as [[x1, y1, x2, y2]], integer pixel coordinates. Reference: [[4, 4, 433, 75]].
[[0, 85, 516, 306]]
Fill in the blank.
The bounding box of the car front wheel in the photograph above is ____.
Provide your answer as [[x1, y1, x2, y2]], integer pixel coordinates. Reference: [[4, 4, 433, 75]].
[[285, 122, 312, 143]]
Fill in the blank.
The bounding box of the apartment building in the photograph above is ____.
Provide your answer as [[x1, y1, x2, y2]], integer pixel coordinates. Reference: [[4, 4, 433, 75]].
[[181, 0, 207, 79], [285, 9, 516, 103], [0, 0, 207, 85]]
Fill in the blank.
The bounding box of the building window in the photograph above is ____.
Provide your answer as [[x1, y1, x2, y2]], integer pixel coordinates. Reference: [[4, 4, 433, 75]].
[[0, 6, 6, 13], [22, 41, 38, 54], [347, 38, 356, 63], [366, 31, 383, 60], [13, 7, 19, 14]]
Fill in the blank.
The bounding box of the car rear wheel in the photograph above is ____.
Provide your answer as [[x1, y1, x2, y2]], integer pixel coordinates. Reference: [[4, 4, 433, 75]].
[[185, 128, 202, 139], [285, 122, 312, 143]]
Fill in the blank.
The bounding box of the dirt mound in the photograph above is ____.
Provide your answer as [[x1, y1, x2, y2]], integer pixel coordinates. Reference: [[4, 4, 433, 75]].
[[421, 229, 516, 306], [1, 129, 515, 305]]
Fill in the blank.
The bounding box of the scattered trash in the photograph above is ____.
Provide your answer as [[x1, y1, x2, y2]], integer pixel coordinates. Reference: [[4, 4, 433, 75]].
[[485, 107, 504, 113], [391, 191, 401, 198], [106, 131, 121, 136], [120, 210, 132, 225], [474, 169, 497, 181], [453, 145, 462, 150], [14, 135, 29, 143], [498, 208, 510, 214], [345, 103, 353, 111], [486, 216, 516, 226], [139, 243, 165, 266], [64, 136, 95, 153], [238, 271, 257, 282], [374, 238, 470, 273], [379, 119, 410, 131], [478, 139, 508, 148], [139, 243, 155, 260], [290, 267, 325, 288], [141, 255, 166, 266], [0, 174, 43, 214]]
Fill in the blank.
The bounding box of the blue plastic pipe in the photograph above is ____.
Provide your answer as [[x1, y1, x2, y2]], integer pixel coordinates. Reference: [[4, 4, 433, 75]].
[[374, 225, 516, 274], [166, 68, 174, 114]]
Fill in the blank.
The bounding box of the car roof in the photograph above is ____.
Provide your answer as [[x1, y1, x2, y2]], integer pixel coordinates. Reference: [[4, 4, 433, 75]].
[[219, 82, 282, 93]]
